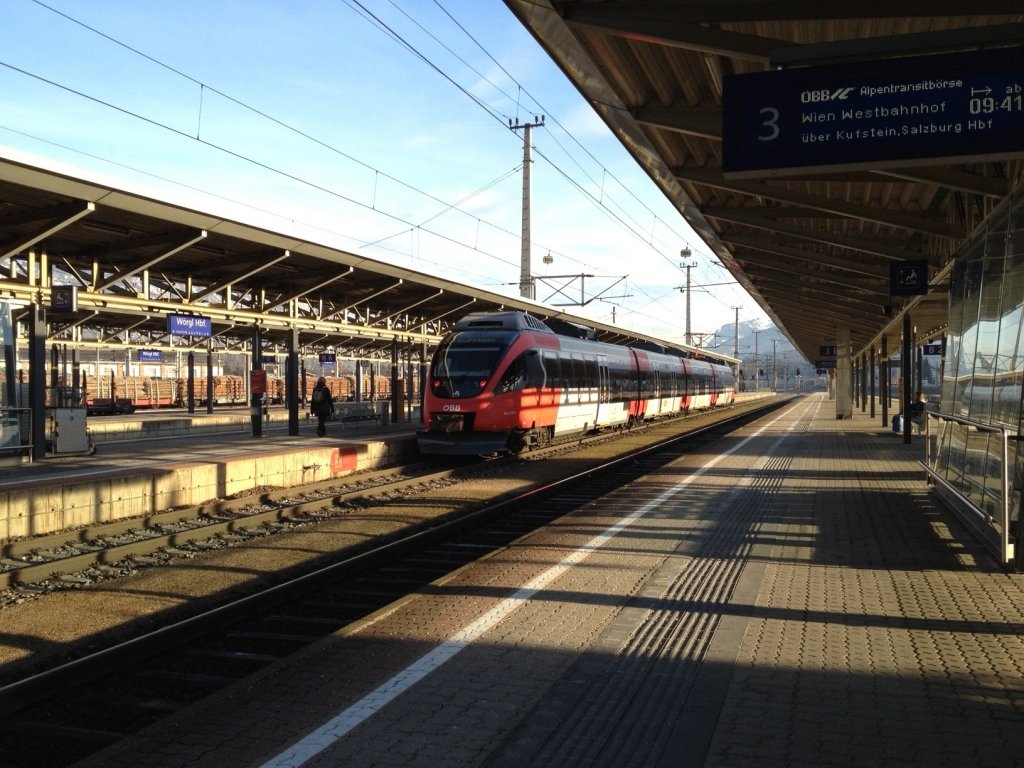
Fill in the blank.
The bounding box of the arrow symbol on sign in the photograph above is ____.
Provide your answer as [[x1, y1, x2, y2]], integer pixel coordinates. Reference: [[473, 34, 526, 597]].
[[971, 87, 992, 96]]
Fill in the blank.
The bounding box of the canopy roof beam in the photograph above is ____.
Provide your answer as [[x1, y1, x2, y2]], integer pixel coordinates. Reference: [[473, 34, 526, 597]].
[[96, 229, 207, 292], [190, 250, 293, 304], [1, 201, 94, 261]]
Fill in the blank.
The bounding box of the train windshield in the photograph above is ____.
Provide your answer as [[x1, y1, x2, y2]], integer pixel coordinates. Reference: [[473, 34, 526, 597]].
[[430, 330, 516, 398]]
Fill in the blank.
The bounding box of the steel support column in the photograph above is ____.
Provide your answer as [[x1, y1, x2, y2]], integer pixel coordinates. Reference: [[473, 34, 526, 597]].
[[836, 327, 852, 419], [419, 339, 427, 425], [206, 345, 214, 414], [902, 314, 912, 444], [29, 303, 46, 461], [287, 327, 299, 436], [187, 351, 195, 414], [881, 335, 890, 425], [390, 338, 399, 425], [869, 345, 876, 418], [861, 354, 868, 412], [251, 327, 263, 438]]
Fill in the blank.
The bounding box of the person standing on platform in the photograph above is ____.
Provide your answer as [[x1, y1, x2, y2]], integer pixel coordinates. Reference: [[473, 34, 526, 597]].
[[910, 391, 927, 430], [310, 376, 333, 437]]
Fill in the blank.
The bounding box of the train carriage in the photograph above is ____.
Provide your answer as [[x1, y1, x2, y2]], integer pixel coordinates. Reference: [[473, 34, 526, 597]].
[[418, 311, 735, 456]]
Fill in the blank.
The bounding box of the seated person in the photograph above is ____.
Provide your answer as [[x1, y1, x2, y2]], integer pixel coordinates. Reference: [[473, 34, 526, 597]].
[[910, 392, 927, 428]]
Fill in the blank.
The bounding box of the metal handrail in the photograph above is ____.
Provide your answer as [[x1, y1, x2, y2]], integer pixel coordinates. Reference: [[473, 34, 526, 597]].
[[922, 410, 1013, 565]]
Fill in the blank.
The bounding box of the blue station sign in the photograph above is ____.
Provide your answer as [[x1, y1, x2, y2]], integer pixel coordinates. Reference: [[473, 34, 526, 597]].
[[167, 313, 212, 337], [723, 46, 1024, 176], [138, 349, 163, 363]]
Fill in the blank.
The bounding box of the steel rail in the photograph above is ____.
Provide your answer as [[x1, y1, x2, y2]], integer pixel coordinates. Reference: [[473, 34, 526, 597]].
[[0, 395, 794, 717], [1, 399, 780, 590]]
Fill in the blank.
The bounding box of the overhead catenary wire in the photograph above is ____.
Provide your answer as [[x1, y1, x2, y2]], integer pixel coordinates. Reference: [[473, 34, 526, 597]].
[[19, 0, 605, 280], [35, 0, 691, 278], [12, 0, 758, 335]]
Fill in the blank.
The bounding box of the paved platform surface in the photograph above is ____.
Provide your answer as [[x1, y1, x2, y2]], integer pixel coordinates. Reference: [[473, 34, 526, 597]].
[[0, 405, 417, 485], [0, 406, 421, 540], [76, 394, 1024, 768]]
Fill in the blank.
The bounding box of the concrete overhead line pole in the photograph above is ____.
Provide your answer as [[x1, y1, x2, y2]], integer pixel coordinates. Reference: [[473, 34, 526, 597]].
[[679, 248, 696, 345], [511, 116, 545, 300], [732, 306, 741, 377], [772, 338, 777, 391], [754, 329, 761, 391]]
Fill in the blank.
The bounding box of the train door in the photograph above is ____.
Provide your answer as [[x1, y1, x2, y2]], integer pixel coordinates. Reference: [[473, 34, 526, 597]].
[[653, 367, 663, 415], [594, 355, 609, 425], [630, 349, 646, 422], [681, 358, 692, 411]]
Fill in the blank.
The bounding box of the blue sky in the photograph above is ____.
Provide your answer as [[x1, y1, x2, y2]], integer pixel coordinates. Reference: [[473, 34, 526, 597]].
[[0, 0, 769, 347]]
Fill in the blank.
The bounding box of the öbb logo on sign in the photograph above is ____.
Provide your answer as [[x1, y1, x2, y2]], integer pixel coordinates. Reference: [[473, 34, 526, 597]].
[[801, 88, 854, 103]]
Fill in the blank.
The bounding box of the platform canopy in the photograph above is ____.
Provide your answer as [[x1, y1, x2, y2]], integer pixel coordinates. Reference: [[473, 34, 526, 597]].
[[0, 152, 731, 364], [504, 1, 1024, 361]]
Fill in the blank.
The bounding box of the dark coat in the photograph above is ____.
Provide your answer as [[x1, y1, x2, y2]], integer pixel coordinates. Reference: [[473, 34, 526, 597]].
[[310, 384, 333, 417]]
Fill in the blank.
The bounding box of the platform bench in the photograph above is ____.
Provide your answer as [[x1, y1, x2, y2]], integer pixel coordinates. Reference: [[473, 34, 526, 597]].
[[332, 402, 381, 424]]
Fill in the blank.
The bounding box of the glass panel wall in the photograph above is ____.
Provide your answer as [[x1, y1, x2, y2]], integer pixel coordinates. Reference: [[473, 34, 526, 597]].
[[935, 193, 1024, 554]]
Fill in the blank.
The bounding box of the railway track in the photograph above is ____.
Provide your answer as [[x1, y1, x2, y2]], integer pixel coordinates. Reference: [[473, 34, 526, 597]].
[[0, 397, 791, 767], [0, 397, 778, 598], [0, 459, 470, 595]]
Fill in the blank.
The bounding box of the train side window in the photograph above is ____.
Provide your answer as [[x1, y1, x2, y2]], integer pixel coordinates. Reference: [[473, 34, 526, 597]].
[[542, 350, 559, 387], [496, 354, 527, 393], [554, 353, 567, 388], [558, 353, 570, 387], [572, 354, 587, 388], [524, 350, 546, 388], [617, 367, 631, 399]]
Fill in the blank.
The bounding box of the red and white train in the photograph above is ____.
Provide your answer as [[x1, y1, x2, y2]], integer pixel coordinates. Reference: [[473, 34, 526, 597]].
[[417, 311, 735, 455]]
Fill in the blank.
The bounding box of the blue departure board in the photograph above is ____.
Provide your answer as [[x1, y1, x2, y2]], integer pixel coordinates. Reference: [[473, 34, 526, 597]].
[[723, 46, 1024, 176]]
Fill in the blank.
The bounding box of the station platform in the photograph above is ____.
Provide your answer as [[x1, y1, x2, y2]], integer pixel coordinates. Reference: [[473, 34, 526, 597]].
[[73, 392, 1024, 768], [0, 407, 419, 541]]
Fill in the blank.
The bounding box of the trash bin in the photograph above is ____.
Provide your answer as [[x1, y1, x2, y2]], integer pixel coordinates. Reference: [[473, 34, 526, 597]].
[[892, 414, 903, 432]]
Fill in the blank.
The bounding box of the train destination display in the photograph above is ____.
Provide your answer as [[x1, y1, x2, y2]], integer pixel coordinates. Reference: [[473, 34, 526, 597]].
[[722, 46, 1024, 176]]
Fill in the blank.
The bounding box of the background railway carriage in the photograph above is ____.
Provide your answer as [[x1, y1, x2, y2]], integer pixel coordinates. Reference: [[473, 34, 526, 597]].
[[712, 362, 736, 407], [418, 311, 735, 456]]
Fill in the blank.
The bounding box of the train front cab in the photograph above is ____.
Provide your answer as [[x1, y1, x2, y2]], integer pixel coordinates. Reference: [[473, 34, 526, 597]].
[[417, 319, 545, 455]]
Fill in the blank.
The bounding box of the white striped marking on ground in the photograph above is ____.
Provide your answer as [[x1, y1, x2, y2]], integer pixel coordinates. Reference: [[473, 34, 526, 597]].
[[259, 398, 813, 768]]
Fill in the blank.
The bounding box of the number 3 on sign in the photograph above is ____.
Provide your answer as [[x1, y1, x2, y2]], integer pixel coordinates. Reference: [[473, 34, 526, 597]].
[[758, 107, 780, 141]]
